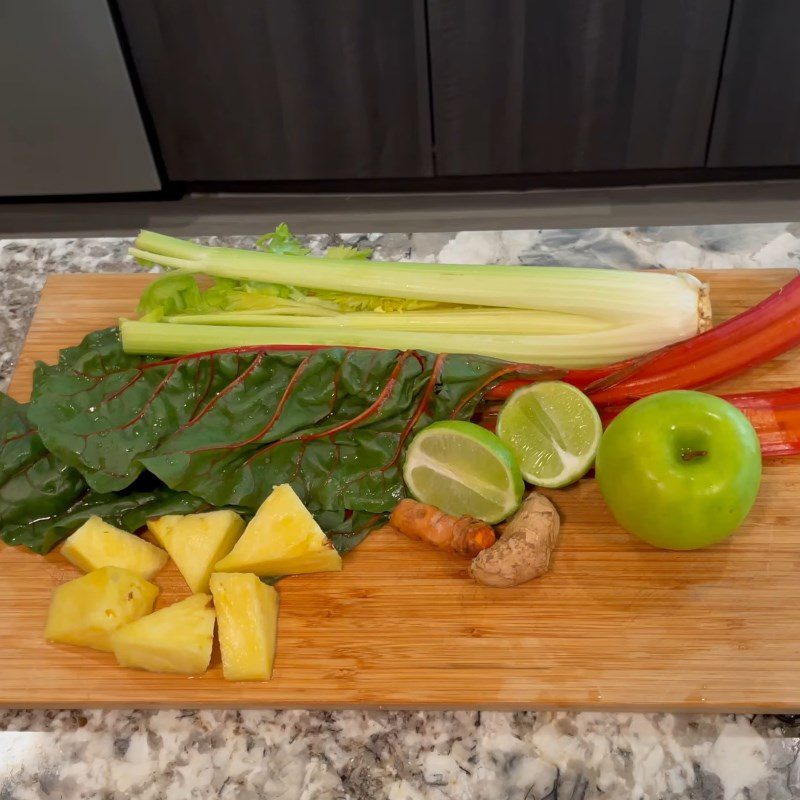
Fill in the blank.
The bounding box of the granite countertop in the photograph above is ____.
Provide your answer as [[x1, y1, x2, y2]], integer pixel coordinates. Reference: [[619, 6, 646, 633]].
[[2, 225, 800, 799]]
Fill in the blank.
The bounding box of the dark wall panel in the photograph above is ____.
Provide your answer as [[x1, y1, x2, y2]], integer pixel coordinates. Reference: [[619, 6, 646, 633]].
[[115, 0, 432, 181], [0, 0, 159, 196], [708, 0, 800, 167], [428, 0, 730, 176]]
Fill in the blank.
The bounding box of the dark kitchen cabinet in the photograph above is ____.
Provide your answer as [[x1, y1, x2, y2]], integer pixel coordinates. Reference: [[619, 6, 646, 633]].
[[427, 0, 730, 176], [114, 0, 433, 182], [708, 0, 800, 167]]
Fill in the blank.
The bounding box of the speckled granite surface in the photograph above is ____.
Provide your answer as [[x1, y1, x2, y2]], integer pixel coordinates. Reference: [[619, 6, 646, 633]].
[[2, 225, 800, 799], [0, 710, 799, 799]]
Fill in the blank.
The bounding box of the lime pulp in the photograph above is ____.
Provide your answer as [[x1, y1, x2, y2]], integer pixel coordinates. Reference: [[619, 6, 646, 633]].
[[496, 381, 602, 488]]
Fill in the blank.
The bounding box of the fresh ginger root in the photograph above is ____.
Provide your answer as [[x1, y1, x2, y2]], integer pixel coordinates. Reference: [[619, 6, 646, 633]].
[[469, 492, 560, 587], [390, 499, 496, 557]]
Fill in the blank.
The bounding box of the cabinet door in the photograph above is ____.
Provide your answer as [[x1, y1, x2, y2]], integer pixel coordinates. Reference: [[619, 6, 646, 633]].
[[0, 0, 158, 196], [428, 0, 730, 176], [708, 0, 800, 167], [115, 0, 432, 182]]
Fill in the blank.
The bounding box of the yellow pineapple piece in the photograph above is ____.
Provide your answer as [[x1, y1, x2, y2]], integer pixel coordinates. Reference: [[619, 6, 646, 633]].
[[210, 572, 279, 681], [214, 484, 341, 577], [44, 566, 159, 652], [147, 510, 245, 593], [61, 516, 168, 580], [111, 594, 215, 675]]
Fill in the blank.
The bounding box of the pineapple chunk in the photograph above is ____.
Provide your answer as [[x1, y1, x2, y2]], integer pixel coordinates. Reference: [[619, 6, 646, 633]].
[[44, 566, 159, 652], [214, 484, 342, 577], [147, 510, 245, 593], [61, 516, 168, 580], [210, 573, 279, 681], [111, 594, 215, 675]]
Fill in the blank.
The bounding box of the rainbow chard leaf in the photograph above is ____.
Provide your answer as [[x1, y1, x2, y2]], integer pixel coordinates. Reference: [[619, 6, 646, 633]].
[[313, 509, 385, 555], [0, 389, 214, 554], [29, 328, 548, 513], [1, 479, 209, 555], [0, 394, 86, 534]]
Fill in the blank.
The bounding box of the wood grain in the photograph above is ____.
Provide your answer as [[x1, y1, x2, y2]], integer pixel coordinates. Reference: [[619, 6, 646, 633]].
[[5, 270, 800, 711]]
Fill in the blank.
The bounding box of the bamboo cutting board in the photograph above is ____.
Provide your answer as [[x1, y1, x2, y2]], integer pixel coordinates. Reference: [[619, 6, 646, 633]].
[[4, 270, 800, 711]]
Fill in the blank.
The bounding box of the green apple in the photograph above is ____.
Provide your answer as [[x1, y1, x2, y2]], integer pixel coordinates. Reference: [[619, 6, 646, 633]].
[[595, 390, 761, 550]]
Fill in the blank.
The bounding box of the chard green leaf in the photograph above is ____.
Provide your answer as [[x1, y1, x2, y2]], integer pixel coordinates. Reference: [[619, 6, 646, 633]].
[[55, 326, 156, 375], [0, 391, 216, 554], [29, 329, 539, 515], [0, 394, 86, 534], [316, 508, 386, 554], [1, 480, 210, 555], [3, 338, 393, 555]]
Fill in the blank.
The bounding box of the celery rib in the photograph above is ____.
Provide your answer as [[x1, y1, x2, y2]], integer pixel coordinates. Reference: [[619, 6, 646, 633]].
[[164, 308, 612, 335], [121, 319, 693, 369], [130, 232, 705, 328]]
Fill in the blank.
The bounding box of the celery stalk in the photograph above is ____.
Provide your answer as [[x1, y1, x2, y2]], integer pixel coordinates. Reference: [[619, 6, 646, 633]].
[[163, 308, 612, 334], [130, 231, 708, 329], [120, 318, 695, 369]]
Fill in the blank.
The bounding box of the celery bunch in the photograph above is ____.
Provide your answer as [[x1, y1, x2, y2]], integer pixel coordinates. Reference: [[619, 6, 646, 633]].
[[123, 225, 709, 368]]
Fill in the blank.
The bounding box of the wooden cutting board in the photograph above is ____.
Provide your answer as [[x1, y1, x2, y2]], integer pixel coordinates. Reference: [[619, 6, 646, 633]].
[[4, 270, 800, 711]]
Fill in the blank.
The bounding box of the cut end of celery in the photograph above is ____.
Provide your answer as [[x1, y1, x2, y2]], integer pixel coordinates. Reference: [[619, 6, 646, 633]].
[[133, 231, 208, 262], [698, 282, 712, 333], [675, 272, 711, 333]]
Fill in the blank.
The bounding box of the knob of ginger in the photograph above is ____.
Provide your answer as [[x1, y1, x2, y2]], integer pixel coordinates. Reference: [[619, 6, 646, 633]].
[[469, 492, 560, 587]]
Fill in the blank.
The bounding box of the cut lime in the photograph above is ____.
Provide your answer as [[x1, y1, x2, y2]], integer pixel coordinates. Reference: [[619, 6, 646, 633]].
[[496, 381, 602, 488], [403, 420, 524, 524]]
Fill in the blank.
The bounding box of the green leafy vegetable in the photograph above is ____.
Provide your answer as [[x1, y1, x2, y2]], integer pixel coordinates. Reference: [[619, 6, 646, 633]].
[[318, 509, 385, 555], [0, 388, 385, 556], [1, 480, 209, 555], [255, 223, 310, 257], [0, 394, 86, 532], [29, 328, 552, 511], [57, 326, 157, 375], [254, 224, 373, 261], [0, 390, 221, 554]]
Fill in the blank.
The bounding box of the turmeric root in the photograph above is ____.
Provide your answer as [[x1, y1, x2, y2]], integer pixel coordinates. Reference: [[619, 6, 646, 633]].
[[469, 492, 560, 587], [390, 499, 496, 557]]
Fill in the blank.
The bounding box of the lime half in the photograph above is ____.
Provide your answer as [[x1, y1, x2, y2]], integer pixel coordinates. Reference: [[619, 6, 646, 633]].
[[497, 382, 601, 488], [403, 420, 524, 524]]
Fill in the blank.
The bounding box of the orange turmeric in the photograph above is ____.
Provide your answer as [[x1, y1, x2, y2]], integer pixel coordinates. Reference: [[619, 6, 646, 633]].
[[390, 499, 496, 557]]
